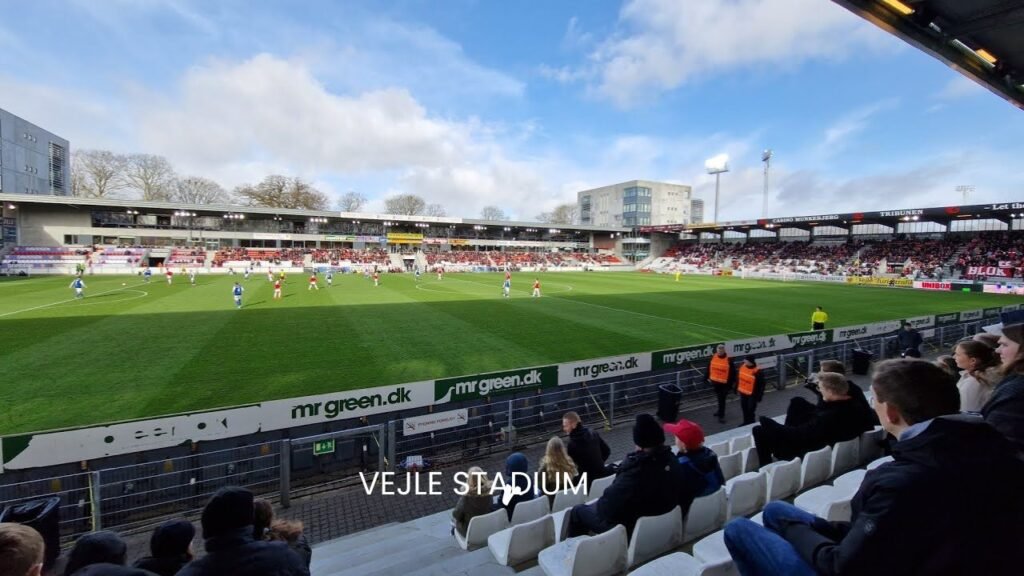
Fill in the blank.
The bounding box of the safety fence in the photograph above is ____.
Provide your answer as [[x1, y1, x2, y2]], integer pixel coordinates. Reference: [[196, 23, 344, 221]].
[[0, 319, 992, 544]]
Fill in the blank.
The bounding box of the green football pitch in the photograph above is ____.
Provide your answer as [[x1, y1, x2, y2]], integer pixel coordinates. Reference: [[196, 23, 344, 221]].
[[0, 271, 1014, 434]]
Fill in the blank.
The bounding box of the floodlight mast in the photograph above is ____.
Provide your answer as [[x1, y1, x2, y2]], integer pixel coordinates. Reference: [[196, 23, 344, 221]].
[[761, 149, 772, 219], [704, 154, 730, 224]]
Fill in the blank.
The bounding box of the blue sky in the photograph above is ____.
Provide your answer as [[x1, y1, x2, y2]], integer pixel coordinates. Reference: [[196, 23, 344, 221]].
[[1, 0, 1022, 221]]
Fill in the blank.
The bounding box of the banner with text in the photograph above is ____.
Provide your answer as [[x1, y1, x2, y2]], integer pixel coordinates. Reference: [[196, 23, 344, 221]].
[[845, 277, 914, 287], [652, 343, 723, 371], [832, 321, 902, 342], [402, 409, 469, 436], [434, 366, 558, 402], [558, 352, 652, 385]]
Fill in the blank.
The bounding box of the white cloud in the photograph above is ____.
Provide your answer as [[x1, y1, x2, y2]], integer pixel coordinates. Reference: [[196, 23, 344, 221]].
[[819, 99, 896, 152], [936, 76, 985, 101], [558, 0, 893, 107]]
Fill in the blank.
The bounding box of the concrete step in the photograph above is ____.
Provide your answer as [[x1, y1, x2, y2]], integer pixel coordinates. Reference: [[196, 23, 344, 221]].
[[313, 528, 454, 573]]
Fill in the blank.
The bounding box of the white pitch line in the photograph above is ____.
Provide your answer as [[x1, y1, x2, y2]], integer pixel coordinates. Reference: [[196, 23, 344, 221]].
[[0, 283, 149, 318], [446, 275, 756, 338]]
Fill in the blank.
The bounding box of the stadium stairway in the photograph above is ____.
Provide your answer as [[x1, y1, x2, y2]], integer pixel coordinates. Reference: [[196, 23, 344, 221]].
[[309, 421, 781, 576]]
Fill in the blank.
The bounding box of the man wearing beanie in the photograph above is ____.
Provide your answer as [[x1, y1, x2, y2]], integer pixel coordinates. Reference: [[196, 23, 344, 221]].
[[132, 519, 195, 576], [664, 419, 725, 515], [176, 487, 308, 576], [567, 414, 688, 538]]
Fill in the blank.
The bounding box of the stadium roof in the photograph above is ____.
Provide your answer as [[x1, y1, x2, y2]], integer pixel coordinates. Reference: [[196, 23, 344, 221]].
[[640, 199, 1024, 234], [0, 192, 627, 234], [831, 0, 1024, 110]]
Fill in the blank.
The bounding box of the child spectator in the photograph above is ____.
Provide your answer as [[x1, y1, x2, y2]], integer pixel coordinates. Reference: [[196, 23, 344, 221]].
[[495, 453, 536, 520], [663, 419, 725, 504], [953, 340, 1002, 412], [451, 466, 493, 538], [537, 437, 578, 505]]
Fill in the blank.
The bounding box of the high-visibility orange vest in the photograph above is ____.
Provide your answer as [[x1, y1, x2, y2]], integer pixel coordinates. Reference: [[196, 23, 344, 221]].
[[709, 355, 730, 384], [738, 365, 760, 396]]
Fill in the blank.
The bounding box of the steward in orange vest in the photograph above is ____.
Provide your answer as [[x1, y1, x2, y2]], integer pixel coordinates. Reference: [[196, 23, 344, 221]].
[[736, 356, 766, 425], [707, 345, 735, 423]]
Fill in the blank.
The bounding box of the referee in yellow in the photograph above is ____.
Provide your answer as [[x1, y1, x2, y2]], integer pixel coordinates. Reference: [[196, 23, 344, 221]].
[[811, 306, 828, 330]]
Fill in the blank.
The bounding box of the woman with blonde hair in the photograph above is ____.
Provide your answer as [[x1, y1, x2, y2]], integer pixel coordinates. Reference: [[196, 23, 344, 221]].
[[953, 339, 1002, 412], [452, 466, 494, 537], [538, 436, 578, 503]]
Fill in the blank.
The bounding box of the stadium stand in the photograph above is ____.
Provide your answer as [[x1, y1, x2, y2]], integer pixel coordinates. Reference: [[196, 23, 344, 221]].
[[0, 246, 89, 273]]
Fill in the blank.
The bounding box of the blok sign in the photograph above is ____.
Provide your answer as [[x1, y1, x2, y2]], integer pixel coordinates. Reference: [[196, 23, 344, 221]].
[[434, 366, 558, 402]]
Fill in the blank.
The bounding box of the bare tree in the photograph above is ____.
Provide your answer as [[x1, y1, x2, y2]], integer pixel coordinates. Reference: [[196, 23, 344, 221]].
[[172, 176, 229, 205], [536, 202, 578, 225], [384, 193, 427, 216], [73, 150, 128, 198], [424, 203, 447, 217], [124, 154, 176, 201], [338, 191, 367, 212], [480, 205, 507, 221], [234, 175, 329, 210]]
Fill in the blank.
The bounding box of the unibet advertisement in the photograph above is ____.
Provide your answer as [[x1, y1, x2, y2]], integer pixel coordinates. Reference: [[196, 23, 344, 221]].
[[434, 366, 558, 402]]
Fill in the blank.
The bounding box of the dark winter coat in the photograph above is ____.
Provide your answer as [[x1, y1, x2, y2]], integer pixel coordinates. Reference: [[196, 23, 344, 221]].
[[896, 327, 923, 355], [983, 372, 1024, 452], [69, 564, 156, 576], [595, 445, 688, 535], [760, 397, 874, 460], [132, 555, 188, 576], [781, 415, 1024, 575], [566, 424, 611, 485], [675, 446, 725, 509], [175, 528, 309, 576], [452, 494, 493, 537]]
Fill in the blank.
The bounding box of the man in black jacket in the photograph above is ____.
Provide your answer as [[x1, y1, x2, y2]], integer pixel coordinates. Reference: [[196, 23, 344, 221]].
[[725, 359, 1024, 576], [567, 414, 687, 538], [896, 322, 923, 358], [562, 411, 611, 485], [751, 372, 875, 467], [176, 487, 309, 576]]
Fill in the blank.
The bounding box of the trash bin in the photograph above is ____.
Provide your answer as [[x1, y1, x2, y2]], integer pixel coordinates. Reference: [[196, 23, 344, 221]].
[[657, 383, 683, 423], [1, 497, 61, 571], [852, 349, 873, 376]]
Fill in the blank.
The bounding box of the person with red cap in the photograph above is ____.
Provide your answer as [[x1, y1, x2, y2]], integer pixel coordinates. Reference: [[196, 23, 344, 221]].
[[664, 419, 725, 513]]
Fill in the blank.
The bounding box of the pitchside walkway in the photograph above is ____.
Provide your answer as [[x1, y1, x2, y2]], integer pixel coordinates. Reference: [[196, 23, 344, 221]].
[[308, 371, 876, 576]]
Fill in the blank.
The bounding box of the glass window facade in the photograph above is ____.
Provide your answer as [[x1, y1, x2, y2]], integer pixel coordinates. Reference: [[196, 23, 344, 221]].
[[622, 186, 652, 227]]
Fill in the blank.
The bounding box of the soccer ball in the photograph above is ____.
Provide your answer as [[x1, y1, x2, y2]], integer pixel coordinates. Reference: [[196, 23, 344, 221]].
[[122, 283, 127, 286]]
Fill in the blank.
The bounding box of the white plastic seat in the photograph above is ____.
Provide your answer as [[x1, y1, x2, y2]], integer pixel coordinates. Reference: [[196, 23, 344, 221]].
[[511, 494, 551, 526], [866, 455, 893, 470], [692, 530, 737, 576], [725, 471, 767, 519], [488, 514, 555, 567], [587, 474, 615, 502], [799, 446, 833, 491], [538, 523, 628, 576], [730, 434, 753, 453], [553, 508, 571, 542], [454, 507, 510, 550], [830, 438, 860, 477], [627, 505, 683, 568], [552, 488, 590, 513], [683, 486, 727, 543], [763, 457, 802, 501], [859, 427, 886, 465], [718, 451, 743, 481], [794, 483, 858, 522], [708, 440, 730, 456], [625, 552, 704, 576], [740, 446, 759, 473], [832, 469, 867, 493]]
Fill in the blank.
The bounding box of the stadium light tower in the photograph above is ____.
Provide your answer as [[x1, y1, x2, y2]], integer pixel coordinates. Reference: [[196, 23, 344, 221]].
[[761, 149, 772, 219], [956, 184, 975, 203], [704, 154, 730, 223]]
